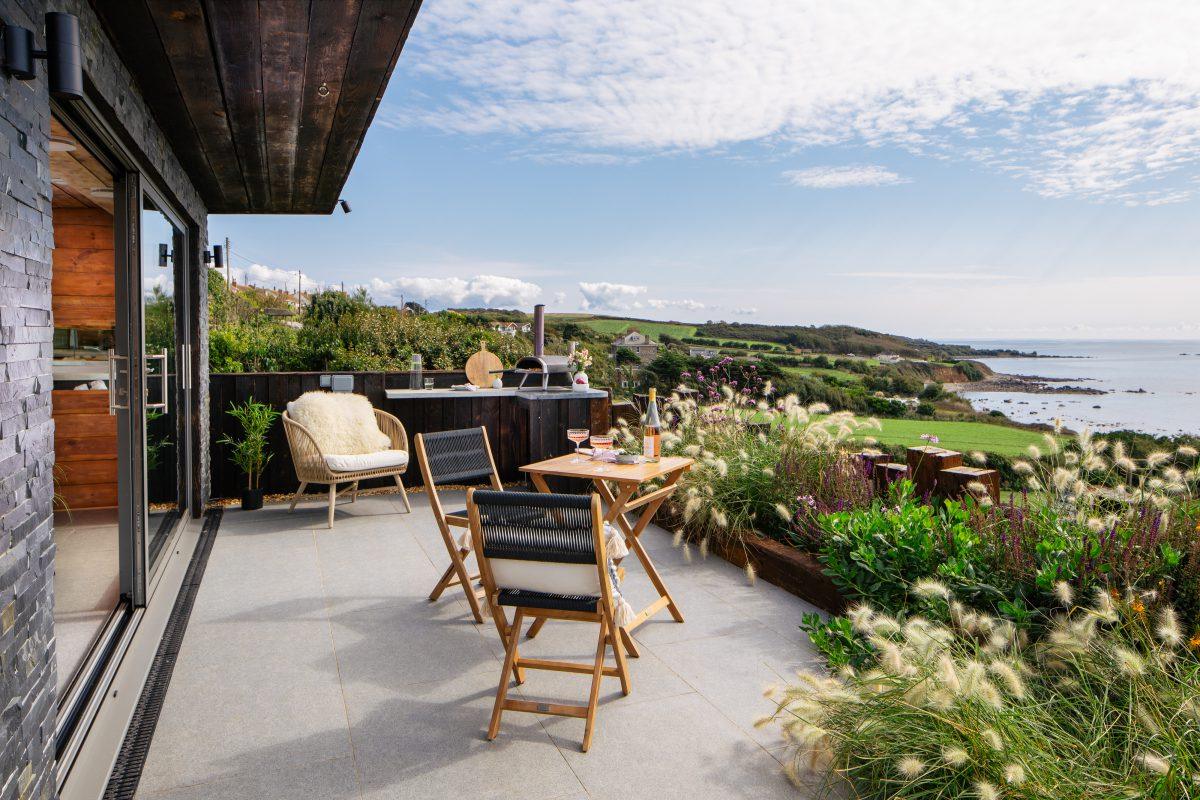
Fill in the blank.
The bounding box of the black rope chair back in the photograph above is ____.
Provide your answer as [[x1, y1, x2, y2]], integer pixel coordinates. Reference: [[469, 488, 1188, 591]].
[[467, 488, 629, 751], [414, 426, 504, 624], [472, 490, 602, 612], [420, 427, 496, 486]]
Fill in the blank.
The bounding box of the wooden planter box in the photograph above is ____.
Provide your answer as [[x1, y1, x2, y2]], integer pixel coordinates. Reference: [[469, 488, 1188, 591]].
[[712, 534, 846, 614]]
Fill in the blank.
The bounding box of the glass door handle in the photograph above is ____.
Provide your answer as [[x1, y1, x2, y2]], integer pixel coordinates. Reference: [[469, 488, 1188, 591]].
[[145, 349, 169, 414], [108, 349, 129, 415]]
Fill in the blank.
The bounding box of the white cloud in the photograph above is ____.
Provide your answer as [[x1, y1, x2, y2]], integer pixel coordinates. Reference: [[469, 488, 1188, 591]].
[[371, 274, 542, 308], [784, 165, 909, 189], [223, 263, 325, 293], [578, 282, 706, 312], [578, 281, 646, 311], [732, 307, 758, 316], [647, 298, 706, 311], [396, 0, 1200, 204]]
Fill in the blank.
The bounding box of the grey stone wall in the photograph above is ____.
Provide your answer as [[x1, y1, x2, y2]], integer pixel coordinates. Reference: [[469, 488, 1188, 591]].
[[1, 1, 60, 796], [1, 0, 209, 796]]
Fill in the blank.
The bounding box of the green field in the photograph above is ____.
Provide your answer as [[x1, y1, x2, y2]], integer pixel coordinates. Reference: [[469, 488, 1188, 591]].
[[553, 314, 789, 351], [551, 314, 699, 341], [781, 365, 863, 384], [852, 418, 1049, 457]]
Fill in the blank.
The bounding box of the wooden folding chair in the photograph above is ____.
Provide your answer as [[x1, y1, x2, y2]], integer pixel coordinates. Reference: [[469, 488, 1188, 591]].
[[468, 488, 630, 752], [414, 427, 504, 624]]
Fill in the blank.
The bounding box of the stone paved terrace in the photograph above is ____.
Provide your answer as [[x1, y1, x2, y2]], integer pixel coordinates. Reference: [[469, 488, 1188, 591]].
[[135, 491, 824, 800]]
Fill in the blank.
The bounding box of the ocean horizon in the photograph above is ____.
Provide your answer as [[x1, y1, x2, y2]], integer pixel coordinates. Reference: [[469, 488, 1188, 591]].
[[947, 339, 1200, 437]]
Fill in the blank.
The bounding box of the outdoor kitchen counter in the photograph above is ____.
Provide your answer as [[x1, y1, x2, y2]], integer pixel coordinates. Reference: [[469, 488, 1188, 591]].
[[384, 387, 608, 400], [377, 385, 613, 486]]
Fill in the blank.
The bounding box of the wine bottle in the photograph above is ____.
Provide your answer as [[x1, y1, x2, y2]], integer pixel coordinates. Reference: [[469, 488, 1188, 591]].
[[643, 387, 661, 462]]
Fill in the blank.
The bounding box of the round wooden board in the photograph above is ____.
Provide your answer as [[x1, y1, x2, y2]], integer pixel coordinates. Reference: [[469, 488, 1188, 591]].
[[464, 346, 503, 387]]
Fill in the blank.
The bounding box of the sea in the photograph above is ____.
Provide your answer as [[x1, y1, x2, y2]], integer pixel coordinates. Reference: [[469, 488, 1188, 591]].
[[949, 340, 1200, 438]]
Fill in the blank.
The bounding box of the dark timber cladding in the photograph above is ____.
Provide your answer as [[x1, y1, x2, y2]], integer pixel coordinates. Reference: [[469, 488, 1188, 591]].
[[92, 1, 422, 213]]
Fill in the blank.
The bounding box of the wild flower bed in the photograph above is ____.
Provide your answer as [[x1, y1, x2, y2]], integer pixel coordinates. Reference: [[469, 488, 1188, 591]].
[[628, 381, 1200, 798]]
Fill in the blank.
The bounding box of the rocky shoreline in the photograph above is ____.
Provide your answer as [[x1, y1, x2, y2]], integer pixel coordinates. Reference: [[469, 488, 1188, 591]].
[[945, 372, 1106, 395]]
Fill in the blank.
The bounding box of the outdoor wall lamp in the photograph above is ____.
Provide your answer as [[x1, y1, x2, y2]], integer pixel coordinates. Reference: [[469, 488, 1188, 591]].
[[204, 245, 224, 267], [2, 13, 84, 99], [338, 198, 352, 214], [158, 243, 173, 268]]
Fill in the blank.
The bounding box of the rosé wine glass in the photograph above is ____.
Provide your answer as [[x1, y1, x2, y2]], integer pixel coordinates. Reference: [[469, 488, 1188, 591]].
[[567, 428, 590, 456]]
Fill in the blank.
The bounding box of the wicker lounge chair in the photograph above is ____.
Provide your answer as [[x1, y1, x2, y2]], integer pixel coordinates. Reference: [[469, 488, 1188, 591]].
[[282, 407, 412, 528]]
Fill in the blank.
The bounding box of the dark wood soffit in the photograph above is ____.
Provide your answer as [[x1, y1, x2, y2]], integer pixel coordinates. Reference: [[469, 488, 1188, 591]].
[[91, 0, 422, 215]]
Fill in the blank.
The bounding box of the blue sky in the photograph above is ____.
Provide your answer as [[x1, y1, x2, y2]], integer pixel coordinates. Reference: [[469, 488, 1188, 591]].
[[211, 1, 1200, 341]]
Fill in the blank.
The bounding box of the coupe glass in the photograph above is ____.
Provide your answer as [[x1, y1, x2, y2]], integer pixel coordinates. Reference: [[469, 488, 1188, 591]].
[[589, 435, 613, 451], [567, 428, 590, 454]]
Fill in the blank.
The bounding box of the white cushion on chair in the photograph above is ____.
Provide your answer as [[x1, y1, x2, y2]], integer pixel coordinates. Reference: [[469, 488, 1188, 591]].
[[488, 559, 602, 597], [324, 449, 409, 473], [289, 392, 391, 454]]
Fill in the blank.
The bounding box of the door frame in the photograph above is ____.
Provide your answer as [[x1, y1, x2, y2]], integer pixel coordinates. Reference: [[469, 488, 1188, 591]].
[[50, 79, 204, 783]]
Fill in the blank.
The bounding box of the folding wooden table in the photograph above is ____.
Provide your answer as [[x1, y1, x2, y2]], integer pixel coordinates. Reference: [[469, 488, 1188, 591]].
[[520, 453, 694, 657]]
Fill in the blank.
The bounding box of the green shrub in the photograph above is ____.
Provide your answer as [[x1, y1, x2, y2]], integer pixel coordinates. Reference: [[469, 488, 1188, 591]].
[[817, 484, 994, 614]]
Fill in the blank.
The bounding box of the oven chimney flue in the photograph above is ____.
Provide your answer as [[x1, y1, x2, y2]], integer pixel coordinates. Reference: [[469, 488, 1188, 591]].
[[533, 304, 545, 357]]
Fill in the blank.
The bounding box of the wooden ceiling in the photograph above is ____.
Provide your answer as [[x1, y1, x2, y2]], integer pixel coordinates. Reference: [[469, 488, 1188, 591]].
[[92, 1, 422, 214], [50, 117, 114, 214]]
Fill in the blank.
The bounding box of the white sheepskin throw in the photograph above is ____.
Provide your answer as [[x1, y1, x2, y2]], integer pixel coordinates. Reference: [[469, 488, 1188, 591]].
[[288, 392, 390, 455]]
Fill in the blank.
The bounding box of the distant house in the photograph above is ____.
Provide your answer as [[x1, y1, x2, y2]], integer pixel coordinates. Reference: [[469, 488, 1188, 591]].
[[611, 331, 660, 365], [877, 353, 902, 364], [495, 321, 532, 337], [688, 346, 720, 359]]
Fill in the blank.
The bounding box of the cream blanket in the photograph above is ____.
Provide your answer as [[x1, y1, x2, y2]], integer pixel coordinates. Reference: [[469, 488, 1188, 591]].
[[288, 392, 390, 455]]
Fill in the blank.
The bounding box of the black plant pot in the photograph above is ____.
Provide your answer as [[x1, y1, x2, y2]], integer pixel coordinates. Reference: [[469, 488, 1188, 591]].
[[241, 488, 264, 511]]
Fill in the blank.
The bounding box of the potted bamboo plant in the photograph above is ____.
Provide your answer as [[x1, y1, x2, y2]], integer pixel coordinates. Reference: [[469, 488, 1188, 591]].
[[218, 397, 280, 510]]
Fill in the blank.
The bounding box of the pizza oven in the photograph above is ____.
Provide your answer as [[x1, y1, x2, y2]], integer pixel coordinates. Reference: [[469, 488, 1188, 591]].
[[511, 354, 573, 390]]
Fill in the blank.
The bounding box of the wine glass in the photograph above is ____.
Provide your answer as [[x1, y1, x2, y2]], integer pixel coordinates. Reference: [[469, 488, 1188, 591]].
[[589, 435, 613, 451], [567, 428, 589, 459]]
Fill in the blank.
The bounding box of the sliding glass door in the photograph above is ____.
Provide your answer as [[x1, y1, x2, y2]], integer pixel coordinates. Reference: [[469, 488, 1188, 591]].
[[140, 195, 189, 576]]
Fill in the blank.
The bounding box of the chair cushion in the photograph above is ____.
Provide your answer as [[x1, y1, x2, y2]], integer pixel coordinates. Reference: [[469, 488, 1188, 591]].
[[289, 392, 391, 455], [496, 588, 600, 613], [324, 449, 409, 473], [489, 558, 602, 597]]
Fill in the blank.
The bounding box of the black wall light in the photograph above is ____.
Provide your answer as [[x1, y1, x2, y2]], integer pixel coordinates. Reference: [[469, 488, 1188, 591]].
[[204, 245, 224, 267], [338, 198, 352, 214], [2, 13, 84, 99], [158, 243, 171, 267]]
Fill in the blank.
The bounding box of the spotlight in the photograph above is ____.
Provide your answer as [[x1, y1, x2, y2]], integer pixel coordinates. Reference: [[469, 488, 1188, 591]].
[[2, 13, 83, 99], [338, 198, 352, 214]]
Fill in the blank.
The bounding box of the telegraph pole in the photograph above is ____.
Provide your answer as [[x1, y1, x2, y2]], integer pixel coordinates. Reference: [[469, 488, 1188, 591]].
[[225, 236, 231, 286]]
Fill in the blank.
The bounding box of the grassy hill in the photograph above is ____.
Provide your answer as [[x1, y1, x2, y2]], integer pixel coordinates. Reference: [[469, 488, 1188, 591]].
[[549, 314, 698, 341], [541, 313, 1023, 360]]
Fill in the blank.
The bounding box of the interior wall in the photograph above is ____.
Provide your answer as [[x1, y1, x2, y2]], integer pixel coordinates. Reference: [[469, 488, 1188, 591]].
[[52, 203, 118, 511]]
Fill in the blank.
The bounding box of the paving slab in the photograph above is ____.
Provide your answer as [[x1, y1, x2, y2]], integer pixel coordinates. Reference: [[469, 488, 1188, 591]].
[[137, 492, 817, 799]]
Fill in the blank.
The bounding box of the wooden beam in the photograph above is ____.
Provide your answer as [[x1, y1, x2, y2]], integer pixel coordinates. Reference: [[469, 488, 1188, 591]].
[[90, 1, 226, 206], [144, 0, 250, 210], [313, 0, 421, 210], [293, 0, 360, 211], [205, 0, 270, 210], [260, 2, 311, 211]]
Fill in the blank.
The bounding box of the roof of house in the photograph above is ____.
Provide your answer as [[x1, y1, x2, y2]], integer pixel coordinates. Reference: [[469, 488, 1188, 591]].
[[92, 1, 422, 214], [613, 331, 657, 345]]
